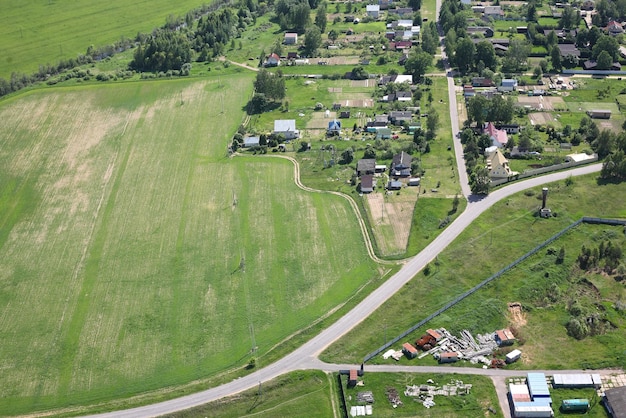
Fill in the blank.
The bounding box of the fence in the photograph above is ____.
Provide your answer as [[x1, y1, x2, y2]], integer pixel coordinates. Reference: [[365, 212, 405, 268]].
[[336, 374, 349, 418], [362, 217, 625, 364]]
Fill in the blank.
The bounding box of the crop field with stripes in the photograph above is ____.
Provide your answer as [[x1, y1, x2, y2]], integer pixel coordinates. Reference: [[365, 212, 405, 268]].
[[0, 75, 377, 414]]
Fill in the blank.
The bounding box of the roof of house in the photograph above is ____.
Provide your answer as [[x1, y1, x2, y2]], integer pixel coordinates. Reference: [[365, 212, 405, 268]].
[[392, 151, 413, 167], [357, 159, 376, 172], [274, 119, 296, 132], [367, 4, 380, 11], [496, 329, 515, 341], [501, 78, 517, 86], [604, 386, 626, 418], [244, 136, 260, 146], [360, 174, 374, 190], [485, 122, 508, 145], [487, 148, 510, 169], [557, 44, 581, 57], [284, 32, 298, 38], [389, 110, 412, 118], [349, 369, 358, 380], [388, 180, 403, 188], [484, 5, 503, 14], [328, 120, 341, 130], [403, 342, 418, 353]]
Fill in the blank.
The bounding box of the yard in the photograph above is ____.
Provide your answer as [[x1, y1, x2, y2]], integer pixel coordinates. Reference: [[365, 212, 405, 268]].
[[0, 76, 378, 415]]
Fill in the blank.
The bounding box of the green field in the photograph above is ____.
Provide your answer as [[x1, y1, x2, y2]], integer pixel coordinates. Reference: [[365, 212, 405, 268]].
[[322, 174, 626, 366], [0, 0, 208, 79], [0, 75, 379, 414], [162, 370, 335, 418]]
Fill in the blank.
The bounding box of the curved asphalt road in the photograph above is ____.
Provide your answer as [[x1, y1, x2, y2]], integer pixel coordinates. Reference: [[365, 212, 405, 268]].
[[87, 162, 602, 418]]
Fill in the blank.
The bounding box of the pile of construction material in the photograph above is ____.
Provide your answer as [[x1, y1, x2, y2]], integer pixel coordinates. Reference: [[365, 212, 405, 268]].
[[404, 379, 472, 409], [383, 327, 517, 364], [385, 387, 403, 408]]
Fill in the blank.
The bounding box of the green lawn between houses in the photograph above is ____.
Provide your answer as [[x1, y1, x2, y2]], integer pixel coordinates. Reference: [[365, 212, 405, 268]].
[[0, 75, 379, 415]]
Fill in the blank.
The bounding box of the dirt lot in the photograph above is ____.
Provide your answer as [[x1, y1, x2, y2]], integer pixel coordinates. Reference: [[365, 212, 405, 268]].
[[517, 95, 565, 111], [337, 98, 374, 107], [351, 79, 376, 88], [528, 112, 558, 126], [365, 187, 419, 256], [306, 111, 338, 129], [324, 56, 361, 65]]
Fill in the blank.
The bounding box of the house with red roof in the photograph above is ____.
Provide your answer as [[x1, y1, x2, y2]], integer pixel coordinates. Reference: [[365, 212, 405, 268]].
[[484, 122, 508, 148]]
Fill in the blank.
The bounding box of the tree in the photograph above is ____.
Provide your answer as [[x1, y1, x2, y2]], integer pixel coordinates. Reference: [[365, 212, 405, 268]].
[[427, 110, 439, 136], [341, 147, 354, 164], [421, 22, 439, 55], [596, 50, 613, 70], [470, 166, 491, 195], [560, 6, 579, 29], [351, 66, 368, 80], [505, 38, 531, 71], [303, 26, 322, 56], [315, 5, 327, 32], [404, 48, 433, 83], [526, 0, 538, 22], [455, 38, 475, 74], [592, 129, 615, 158], [592, 35, 619, 61], [467, 95, 489, 126], [550, 46, 562, 71], [475, 41, 497, 71], [328, 29, 339, 42], [408, 0, 422, 11], [363, 145, 376, 159]]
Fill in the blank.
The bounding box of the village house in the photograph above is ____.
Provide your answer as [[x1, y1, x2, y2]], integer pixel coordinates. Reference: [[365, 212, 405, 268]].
[[243, 136, 260, 148], [284, 32, 298, 44], [391, 151, 412, 177], [264, 53, 280, 67], [273, 119, 299, 140], [498, 78, 518, 92], [366, 4, 381, 18], [486, 148, 514, 179], [606, 20, 624, 35], [466, 26, 494, 38], [357, 159, 376, 176], [484, 122, 508, 148], [483, 5, 504, 19], [359, 174, 375, 193], [389, 110, 412, 125]]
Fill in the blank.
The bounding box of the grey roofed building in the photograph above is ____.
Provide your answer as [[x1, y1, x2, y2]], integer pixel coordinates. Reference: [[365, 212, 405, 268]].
[[273, 119, 299, 139], [360, 174, 374, 193], [557, 43, 581, 57], [387, 180, 402, 190], [392, 151, 412, 170], [243, 136, 260, 148], [389, 111, 412, 125], [357, 159, 376, 176], [604, 386, 626, 418]]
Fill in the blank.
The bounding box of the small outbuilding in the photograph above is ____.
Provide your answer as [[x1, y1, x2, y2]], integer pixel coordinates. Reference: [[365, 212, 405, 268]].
[[284, 32, 298, 44], [387, 180, 402, 190], [402, 342, 418, 359], [587, 109, 611, 119], [439, 351, 458, 363], [348, 369, 358, 387], [495, 328, 516, 346], [243, 136, 260, 148], [357, 159, 376, 176], [506, 349, 522, 364]]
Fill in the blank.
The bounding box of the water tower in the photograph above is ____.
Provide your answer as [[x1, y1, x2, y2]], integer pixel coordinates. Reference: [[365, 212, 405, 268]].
[[540, 187, 552, 218]]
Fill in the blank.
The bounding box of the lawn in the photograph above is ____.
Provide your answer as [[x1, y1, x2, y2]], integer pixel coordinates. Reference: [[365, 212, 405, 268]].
[[0, 0, 209, 79], [161, 371, 335, 418], [321, 174, 626, 367], [0, 75, 379, 415]]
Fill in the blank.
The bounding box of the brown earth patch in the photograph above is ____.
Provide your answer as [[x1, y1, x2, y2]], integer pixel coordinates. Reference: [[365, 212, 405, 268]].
[[365, 188, 418, 256], [528, 112, 557, 126], [508, 302, 527, 327], [517, 95, 565, 111], [337, 98, 374, 108]]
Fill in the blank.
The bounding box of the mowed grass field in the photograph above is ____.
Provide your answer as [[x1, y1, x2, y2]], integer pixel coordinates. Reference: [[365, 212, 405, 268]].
[[0, 75, 377, 414], [0, 0, 207, 79]]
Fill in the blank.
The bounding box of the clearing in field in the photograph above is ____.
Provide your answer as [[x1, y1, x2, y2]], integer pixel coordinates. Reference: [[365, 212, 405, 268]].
[[528, 112, 558, 126], [365, 188, 419, 256], [0, 75, 376, 415]]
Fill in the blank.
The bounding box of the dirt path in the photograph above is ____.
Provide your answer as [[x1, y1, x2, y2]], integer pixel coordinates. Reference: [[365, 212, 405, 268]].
[[218, 56, 259, 72]]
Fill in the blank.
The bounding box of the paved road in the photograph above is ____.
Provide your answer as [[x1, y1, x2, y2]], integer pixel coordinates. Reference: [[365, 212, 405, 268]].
[[87, 163, 602, 418]]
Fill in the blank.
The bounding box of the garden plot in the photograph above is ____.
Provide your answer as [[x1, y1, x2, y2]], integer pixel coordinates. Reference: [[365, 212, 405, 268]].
[[365, 188, 419, 256], [517, 95, 565, 111], [528, 112, 559, 126]]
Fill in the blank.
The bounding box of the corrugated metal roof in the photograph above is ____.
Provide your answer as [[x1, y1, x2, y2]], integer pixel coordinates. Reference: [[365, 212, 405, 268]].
[[553, 373, 600, 388], [527, 373, 551, 398], [509, 384, 530, 395]]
